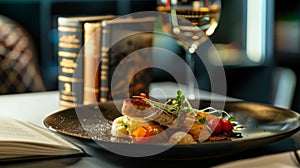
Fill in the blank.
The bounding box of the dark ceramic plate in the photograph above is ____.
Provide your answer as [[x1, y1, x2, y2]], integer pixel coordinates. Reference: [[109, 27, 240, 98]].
[[44, 100, 300, 159]]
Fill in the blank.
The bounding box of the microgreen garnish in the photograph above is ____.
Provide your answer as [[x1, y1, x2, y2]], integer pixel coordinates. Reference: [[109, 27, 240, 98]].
[[121, 121, 128, 129], [133, 90, 235, 121], [228, 116, 237, 122], [176, 90, 185, 103], [198, 117, 207, 124]]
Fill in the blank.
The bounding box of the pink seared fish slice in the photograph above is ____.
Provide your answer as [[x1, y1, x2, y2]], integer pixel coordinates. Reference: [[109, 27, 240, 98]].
[[121, 98, 176, 127]]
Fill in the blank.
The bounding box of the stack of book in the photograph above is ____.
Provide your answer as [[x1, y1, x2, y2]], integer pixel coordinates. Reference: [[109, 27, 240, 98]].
[[57, 15, 156, 109]]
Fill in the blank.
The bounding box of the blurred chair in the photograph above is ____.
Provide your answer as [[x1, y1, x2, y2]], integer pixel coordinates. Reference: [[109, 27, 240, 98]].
[[0, 15, 46, 94]]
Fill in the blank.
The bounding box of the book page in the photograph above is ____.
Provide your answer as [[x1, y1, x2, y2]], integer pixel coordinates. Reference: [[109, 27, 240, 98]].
[[0, 117, 82, 152]]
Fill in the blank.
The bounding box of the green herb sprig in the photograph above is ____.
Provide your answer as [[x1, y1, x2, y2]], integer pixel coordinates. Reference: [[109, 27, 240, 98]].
[[133, 90, 235, 122], [121, 121, 128, 129]]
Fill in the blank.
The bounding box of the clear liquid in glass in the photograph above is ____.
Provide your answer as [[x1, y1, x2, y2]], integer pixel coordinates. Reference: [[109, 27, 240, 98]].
[[156, 0, 221, 99]]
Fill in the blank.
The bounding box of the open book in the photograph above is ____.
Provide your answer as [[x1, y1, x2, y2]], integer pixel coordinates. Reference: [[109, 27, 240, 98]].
[[0, 117, 84, 162]]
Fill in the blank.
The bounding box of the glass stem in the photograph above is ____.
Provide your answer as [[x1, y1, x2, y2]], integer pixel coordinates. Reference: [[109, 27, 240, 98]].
[[186, 50, 195, 100]]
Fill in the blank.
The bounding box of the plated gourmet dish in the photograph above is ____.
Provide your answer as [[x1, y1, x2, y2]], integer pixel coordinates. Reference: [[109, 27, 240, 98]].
[[111, 90, 242, 144]]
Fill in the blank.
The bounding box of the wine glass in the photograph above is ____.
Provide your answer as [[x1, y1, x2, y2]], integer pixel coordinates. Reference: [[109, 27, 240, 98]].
[[156, 0, 221, 99]]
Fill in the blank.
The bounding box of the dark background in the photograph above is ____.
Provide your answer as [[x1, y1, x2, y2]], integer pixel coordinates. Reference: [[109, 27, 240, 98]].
[[0, 0, 299, 112]]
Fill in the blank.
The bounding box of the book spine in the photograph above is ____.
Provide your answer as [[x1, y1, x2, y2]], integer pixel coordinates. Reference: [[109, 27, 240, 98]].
[[83, 22, 101, 105], [57, 18, 84, 109], [99, 22, 111, 102]]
